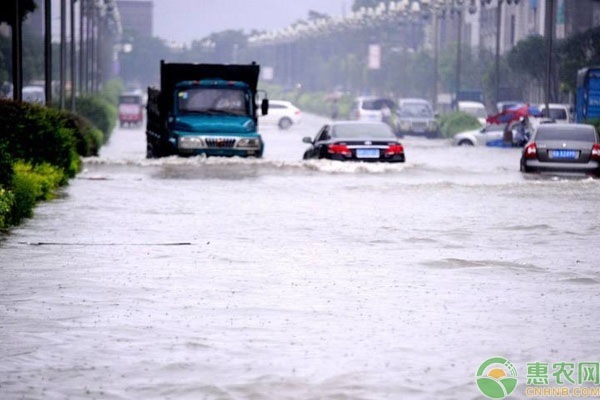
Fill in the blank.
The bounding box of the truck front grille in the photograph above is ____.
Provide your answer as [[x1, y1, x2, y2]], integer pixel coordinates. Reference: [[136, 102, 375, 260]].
[[205, 138, 236, 148]]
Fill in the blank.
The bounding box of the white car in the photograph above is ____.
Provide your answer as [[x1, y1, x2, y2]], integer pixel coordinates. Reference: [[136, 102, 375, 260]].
[[458, 100, 488, 125], [538, 103, 572, 123], [453, 123, 506, 146], [260, 100, 301, 129], [22, 85, 45, 104]]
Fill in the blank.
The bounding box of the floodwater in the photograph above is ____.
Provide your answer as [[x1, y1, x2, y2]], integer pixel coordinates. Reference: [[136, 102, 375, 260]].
[[1, 113, 599, 400]]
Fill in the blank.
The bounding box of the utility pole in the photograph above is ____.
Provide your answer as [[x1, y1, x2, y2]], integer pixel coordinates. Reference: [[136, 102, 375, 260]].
[[59, 0, 66, 109], [70, 0, 76, 111], [12, 0, 23, 102], [44, 0, 52, 105], [544, 0, 555, 113]]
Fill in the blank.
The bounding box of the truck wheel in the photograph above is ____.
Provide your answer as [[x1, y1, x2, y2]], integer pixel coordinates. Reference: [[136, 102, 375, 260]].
[[146, 143, 157, 159], [278, 117, 292, 130]]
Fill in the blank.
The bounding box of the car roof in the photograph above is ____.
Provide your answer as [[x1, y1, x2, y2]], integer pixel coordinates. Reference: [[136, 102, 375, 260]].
[[458, 100, 485, 107], [535, 123, 597, 135], [331, 120, 388, 127], [399, 98, 430, 104]]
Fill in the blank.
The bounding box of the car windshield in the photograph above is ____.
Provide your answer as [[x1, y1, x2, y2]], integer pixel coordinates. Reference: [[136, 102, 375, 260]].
[[399, 102, 433, 117], [177, 88, 250, 116], [119, 95, 142, 105], [542, 108, 568, 120], [361, 98, 394, 111], [536, 126, 597, 142], [463, 107, 487, 118], [332, 123, 394, 138]]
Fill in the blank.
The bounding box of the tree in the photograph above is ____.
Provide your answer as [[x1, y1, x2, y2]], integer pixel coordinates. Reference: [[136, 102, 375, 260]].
[[0, 0, 36, 25], [0, 0, 37, 101], [557, 26, 600, 93]]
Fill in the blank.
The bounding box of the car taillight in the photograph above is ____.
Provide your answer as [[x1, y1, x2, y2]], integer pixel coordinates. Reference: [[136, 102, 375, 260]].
[[385, 143, 404, 155], [327, 143, 351, 156], [591, 143, 600, 160], [524, 142, 538, 159]]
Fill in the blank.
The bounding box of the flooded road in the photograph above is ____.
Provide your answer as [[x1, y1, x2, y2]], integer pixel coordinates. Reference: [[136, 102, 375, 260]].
[[1, 113, 600, 399]]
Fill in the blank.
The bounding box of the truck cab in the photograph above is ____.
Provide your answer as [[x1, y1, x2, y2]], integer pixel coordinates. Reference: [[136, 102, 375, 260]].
[[146, 61, 268, 158]]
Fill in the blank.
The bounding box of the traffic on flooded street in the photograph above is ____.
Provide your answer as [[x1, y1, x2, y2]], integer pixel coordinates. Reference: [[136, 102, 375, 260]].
[[1, 113, 600, 399]]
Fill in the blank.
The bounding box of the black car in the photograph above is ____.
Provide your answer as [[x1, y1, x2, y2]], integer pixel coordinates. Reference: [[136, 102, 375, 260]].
[[302, 121, 405, 162], [520, 123, 600, 176]]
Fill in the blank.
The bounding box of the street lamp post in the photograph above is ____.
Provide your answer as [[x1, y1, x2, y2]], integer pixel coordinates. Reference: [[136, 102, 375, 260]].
[[544, 0, 555, 114], [480, 0, 520, 108]]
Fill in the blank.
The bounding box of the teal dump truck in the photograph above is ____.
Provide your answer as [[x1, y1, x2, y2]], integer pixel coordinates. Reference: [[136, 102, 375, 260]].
[[146, 61, 268, 158]]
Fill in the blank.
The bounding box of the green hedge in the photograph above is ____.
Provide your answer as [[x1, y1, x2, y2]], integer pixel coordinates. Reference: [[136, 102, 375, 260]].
[[0, 99, 105, 231], [438, 111, 482, 138], [75, 95, 117, 143], [0, 100, 81, 179], [8, 161, 66, 225]]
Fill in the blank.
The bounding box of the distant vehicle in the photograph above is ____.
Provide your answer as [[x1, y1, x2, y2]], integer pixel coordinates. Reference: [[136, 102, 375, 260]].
[[146, 61, 268, 158], [538, 103, 572, 124], [350, 96, 396, 124], [118, 92, 144, 127], [575, 66, 600, 123], [396, 98, 439, 138], [520, 123, 600, 176], [302, 121, 405, 162], [496, 101, 523, 113], [22, 85, 45, 104], [458, 101, 488, 125], [453, 123, 506, 146], [259, 99, 301, 129]]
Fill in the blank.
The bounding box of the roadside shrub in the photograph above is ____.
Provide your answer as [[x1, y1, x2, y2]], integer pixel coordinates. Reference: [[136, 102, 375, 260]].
[[100, 78, 125, 107], [59, 111, 104, 157], [0, 100, 80, 177], [0, 139, 13, 188], [438, 111, 482, 138], [76, 95, 117, 143], [0, 187, 15, 230], [9, 161, 65, 225]]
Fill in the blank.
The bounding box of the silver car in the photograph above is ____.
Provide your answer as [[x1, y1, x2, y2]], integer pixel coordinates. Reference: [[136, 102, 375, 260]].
[[520, 123, 600, 176]]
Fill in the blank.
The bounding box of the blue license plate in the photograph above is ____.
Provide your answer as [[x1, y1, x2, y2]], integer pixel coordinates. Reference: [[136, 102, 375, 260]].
[[356, 148, 380, 158], [550, 150, 579, 159]]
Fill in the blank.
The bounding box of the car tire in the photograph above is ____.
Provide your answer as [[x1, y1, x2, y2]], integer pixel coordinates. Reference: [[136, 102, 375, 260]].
[[278, 117, 293, 130], [520, 159, 531, 172], [458, 139, 474, 146]]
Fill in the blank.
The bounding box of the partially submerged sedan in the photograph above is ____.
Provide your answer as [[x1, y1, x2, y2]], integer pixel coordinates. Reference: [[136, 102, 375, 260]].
[[520, 123, 600, 176], [302, 121, 405, 162]]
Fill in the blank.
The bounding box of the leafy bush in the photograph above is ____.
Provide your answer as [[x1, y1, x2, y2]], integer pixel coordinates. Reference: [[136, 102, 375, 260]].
[[0, 139, 13, 188], [8, 161, 65, 225], [438, 111, 482, 138], [0, 187, 14, 230], [59, 110, 104, 157], [100, 78, 125, 106], [75, 95, 117, 143], [0, 100, 80, 177]]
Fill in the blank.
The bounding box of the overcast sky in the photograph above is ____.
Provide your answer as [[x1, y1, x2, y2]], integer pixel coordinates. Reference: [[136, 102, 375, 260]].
[[152, 0, 348, 45]]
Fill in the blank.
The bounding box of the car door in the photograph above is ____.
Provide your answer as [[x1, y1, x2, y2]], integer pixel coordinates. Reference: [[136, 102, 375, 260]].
[[314, 125, 332, 158]]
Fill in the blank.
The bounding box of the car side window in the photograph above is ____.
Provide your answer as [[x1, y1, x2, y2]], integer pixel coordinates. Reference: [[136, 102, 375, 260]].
[[316, 126, 330, 142]]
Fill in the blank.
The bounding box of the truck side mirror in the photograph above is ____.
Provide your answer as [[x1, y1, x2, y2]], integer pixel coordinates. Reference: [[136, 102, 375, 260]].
[[261, 98, 269, 116]]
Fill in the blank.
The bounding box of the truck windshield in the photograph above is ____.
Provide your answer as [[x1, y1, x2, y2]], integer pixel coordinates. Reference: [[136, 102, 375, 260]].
[[119, 95, 142, 105], [177, 88, 250, 116]]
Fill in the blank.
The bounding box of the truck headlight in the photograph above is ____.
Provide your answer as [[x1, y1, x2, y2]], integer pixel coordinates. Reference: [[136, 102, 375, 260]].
[[428, 121, 438, 130], [179, 136, 205, 149], [236, 138, 261, 148]]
